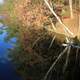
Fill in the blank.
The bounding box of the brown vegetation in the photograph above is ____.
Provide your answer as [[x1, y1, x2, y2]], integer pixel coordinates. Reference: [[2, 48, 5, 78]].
[[14, 0, 49, 30], [5, 0, 80, 80]]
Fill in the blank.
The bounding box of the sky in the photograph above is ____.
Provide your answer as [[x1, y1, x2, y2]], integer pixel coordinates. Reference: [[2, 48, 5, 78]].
[[0, 0, 4, 4]]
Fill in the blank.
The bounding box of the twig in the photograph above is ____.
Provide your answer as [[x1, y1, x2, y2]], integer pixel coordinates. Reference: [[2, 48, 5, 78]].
[[32, 37, 42, 47], [44, 0, 73, 36], [49, 18, 57, 31], [48, 35, 56, 49], [42, 47, 68, 80], [32, 33, 47, 47], [63, 46, 71, 72], [77, 0, 80, 39], [76, 48, 79, 62], [69, 0, 74, 19]]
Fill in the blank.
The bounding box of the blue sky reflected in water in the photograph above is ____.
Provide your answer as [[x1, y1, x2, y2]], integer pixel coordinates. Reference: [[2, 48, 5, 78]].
[[0, 31, 17, 58], [0, 24, 22, 80], [0, 22, 17, 58]]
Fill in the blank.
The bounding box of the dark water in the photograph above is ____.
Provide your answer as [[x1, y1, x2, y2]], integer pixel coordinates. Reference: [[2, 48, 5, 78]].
[[0, 23, 21, 80]]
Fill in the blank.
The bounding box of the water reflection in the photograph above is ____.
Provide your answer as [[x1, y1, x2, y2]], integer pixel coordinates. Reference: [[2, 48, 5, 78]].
[[0, 23, 21, 80], [0, 24, 15, 58]]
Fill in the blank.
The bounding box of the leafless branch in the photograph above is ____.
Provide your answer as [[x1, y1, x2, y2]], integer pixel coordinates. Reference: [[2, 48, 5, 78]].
[[48, 35, 56, 49], [44, 0, 73, 36], [43, 47, 68, 80], [63, 46, 71, 72]]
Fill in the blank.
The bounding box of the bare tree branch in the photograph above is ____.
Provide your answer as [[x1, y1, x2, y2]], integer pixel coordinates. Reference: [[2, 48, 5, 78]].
[[63, 46, 71, 72], [43, 47, 68, 80], [69, 0, 74, 19], [77, 0, 80, 39], [44, 0, 73, 36], [49, 18, 57, 31], [48, 35, 56, 49]]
